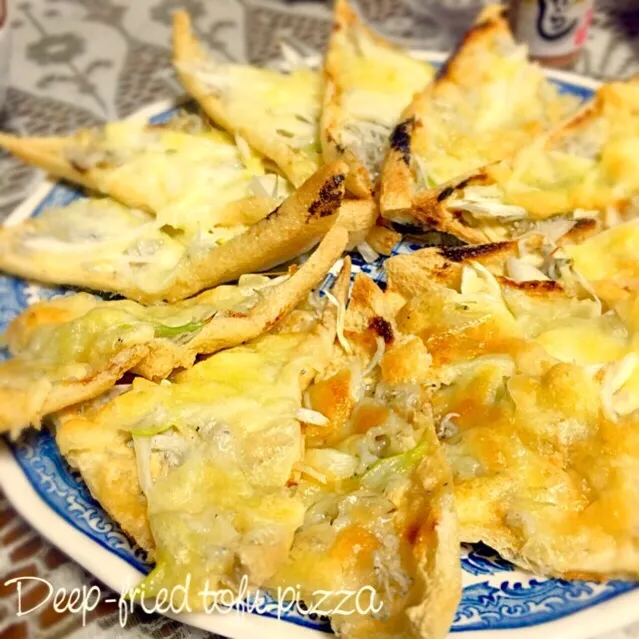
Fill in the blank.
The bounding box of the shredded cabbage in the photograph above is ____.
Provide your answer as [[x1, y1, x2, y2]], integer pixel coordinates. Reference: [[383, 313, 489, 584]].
[[324, 290, 352, 355], [132, 435, 153, 496], [296, 408, 329, 426], [356, 241, 380, 264], [506, 257, 549, 282], [363, 336, 386, 378], [601, 354, 639, 422]]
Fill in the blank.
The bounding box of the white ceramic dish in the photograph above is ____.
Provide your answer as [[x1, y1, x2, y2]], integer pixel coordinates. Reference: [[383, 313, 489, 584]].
[[0, 51, 636, 639]]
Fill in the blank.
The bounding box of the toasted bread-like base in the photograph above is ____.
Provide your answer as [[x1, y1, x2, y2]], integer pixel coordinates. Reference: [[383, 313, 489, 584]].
[[54, 260, 352, 555], [0, 222, 348, 436], [379, 3, 578, 240], [396, 76, 639, 243], [0, 161, 348, 303], [321, 0, 433, 199], [173, 10, 322, 187]]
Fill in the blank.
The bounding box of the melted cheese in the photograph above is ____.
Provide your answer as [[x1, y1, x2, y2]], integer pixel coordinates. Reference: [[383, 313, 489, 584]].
[[565, 219, 639, 281], [68, 117, 288, 234], [116, 331, 331, 602], [327, 12, 433, 180], [409, 32, 577, 188], [188, 62, 322, 186], [389, 248, 639, 578], [13, 198, 187, 295], [450, 80, 639, 224], [2, 274, 279, 388]]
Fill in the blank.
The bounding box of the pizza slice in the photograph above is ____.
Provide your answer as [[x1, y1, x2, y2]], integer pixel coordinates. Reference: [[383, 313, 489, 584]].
[[267, 273, 460, 638], [0, 111, 288, 235], [381, 235, 639, 579], [0, 224, 347, 437], [0, 161, 349, 302], [54, 261, 350, 579], [321, 0, 434, 198], [379, 4, 578, 225], [394, 76, 639, 243], [173, 10, 322, 187]]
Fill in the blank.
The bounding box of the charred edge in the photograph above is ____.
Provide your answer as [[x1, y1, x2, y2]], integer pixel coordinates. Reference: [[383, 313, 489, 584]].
[[437, 186, 455, 202], [456, 177, 472, 191], [308, 174, 345, 218], [390, 221, 428, 235], [390, 117, 414, 166], [369, 316, 394, 344], [439, 241, 511, 262], [502, 278, 563, 293], [265, 204, 282, 221]]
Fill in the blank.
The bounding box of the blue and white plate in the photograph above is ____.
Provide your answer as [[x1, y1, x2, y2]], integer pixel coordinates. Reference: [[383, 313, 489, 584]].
[[1, 52, 637, 639]]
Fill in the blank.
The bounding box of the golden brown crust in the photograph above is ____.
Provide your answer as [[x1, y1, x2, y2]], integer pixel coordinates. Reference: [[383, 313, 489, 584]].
[[364, 223, 402, 255], [172, 10, 237, 137], [165, 160, 348, 302], [321, 0, 375, 199], [0, 222, 348, 434], [383, 74, 639, 244], [0, 345, 149, 439], [55, 402, 156, 552], [172, 10, 320, 187], [55, 260, 353, 555], [379, 5, 510, 219], [337, 197, 379, 248], [0, 162, 348, 303]]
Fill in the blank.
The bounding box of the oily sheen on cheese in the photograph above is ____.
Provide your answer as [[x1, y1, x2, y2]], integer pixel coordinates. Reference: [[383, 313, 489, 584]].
[[321, 0, 434, 196], [425, 78, 639, 243], [267, 273, 461, 639], [379, 4, 579, 221], [173, 10, 322, 187], [56, 299, 336, 590], [381, 243, 639, 579], [0, 114, 287, 235]]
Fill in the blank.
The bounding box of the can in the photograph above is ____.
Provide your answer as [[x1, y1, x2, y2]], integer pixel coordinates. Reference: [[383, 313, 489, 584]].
[[509, 0, 594, 68]]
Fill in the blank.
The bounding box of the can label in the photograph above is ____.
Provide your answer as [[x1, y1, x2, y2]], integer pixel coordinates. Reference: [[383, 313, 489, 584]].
[[513, 0, 594, 57]]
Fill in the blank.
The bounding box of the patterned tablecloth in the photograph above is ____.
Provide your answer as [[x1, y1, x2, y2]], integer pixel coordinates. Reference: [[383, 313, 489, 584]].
[[0, 0, 638, 637]]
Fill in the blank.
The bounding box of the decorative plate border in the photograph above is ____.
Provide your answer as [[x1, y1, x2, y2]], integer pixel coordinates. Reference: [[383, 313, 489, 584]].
[[1, 52, 638, 639]]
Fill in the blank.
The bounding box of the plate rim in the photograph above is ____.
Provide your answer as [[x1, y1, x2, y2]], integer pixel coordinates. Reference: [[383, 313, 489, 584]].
[[1, 49, 634, 639]]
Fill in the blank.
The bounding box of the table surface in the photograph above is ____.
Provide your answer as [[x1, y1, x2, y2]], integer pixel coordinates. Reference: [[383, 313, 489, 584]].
[[1, 0, 639, 637]]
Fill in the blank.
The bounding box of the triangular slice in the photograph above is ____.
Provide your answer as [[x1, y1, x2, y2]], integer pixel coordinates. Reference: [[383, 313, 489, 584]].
[[321, 0, 434, 198], [173, 10, 322, 187], [379, 4, 578, 222], [55, 261, 350, 565], [0, 224, 348, 437], [268, 273, 460, 638], [401, 76, 639, 243], [0, 161, 348, 302], [382, 236, 639, 580], [0, 112, 289, 235]]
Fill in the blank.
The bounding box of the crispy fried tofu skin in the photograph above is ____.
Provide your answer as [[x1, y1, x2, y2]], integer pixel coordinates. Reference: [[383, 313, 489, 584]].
[[379, 4, 578, 240], [0, 222, 348, 436], [386, 76, 639, 244], [54, 261, 352, 559], [0, 161, 348, 303], [321, 0, 433, 198], [173, 10, 322, 187]]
